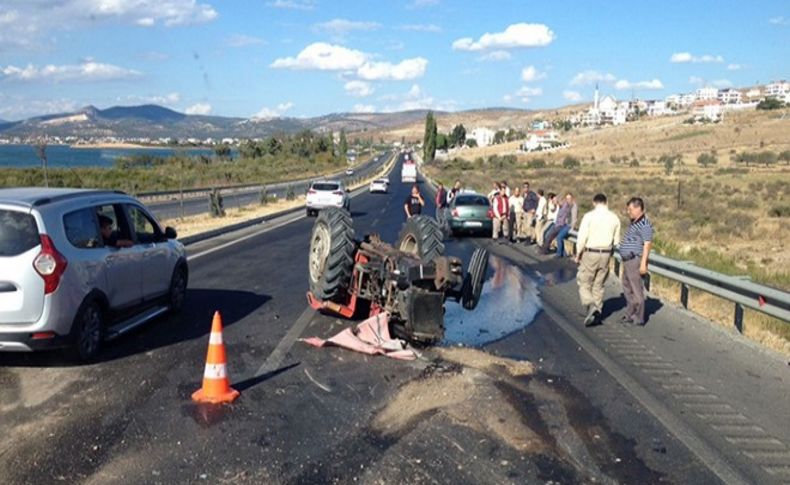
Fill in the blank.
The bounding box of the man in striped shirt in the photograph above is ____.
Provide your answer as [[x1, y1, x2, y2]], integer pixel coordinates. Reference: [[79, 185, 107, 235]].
[[619, 197, 654, 326]]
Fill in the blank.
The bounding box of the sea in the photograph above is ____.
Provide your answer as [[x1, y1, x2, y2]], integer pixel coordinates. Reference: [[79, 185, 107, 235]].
[[0, 144, 222, 169]]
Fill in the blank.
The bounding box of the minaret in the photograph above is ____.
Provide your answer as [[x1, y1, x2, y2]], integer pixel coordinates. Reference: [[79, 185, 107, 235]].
[[594, 83, 599, 110]]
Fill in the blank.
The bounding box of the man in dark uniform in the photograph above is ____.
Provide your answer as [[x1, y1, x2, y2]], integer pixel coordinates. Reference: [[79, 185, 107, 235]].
[[619, 197, 654, 326], [404, 184, 425, 218]]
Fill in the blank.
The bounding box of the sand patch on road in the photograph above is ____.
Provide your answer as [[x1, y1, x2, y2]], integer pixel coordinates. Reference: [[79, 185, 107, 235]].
[[436, 347, 535, 376]]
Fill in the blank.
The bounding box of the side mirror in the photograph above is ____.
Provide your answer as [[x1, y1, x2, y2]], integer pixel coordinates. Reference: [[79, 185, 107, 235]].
[[165, 226, 177, 239]]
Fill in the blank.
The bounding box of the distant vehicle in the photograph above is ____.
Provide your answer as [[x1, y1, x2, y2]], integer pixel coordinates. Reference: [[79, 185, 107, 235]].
[[446, 192, 493, 236], [369, 179, 389, 193], [401, 159, 417, 183], [306, 180, 350, 216], [345, 168, 354, 176], [0, 188, 187, 360]]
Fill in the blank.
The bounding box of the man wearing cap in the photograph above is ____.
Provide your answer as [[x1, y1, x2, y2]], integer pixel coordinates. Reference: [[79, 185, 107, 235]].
[[619, 197, 654, 326], [575, 193, 621, 327]]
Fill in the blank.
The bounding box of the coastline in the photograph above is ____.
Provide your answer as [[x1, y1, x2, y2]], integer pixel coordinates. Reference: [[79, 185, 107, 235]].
[[70, 143, 168, 149]]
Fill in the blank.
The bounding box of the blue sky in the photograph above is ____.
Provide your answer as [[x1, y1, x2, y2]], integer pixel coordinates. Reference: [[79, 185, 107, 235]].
[[0, 0, 788, 120]]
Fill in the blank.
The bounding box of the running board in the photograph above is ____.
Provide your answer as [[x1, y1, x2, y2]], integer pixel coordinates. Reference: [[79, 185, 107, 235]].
[[105, 306, 170, 341]]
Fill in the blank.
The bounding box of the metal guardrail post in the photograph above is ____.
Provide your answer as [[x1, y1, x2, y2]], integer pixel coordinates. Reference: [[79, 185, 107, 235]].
[[680, 283, 689, 309], [734, 303, 744, 333]]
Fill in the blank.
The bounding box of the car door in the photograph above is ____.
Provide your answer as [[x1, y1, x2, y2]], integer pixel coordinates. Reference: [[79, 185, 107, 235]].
[[95, 204, 142, 310], [125, 204, 170, 300]]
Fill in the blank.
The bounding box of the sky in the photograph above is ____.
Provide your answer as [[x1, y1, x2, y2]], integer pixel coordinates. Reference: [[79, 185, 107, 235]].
[[0, 0, 788, 121]]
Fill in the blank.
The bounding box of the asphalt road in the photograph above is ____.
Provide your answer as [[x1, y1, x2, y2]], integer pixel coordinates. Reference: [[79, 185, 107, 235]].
[[145, 152, 391, 220], [0, 155, 785, 484]]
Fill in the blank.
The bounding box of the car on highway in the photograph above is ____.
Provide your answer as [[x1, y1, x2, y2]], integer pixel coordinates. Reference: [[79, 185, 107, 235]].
[[0, 188, 187, 361], [446, 192, 493, 236], [306, 180, 350, 216], [345, 168, 354, 176], [368, 178, 389, 194]]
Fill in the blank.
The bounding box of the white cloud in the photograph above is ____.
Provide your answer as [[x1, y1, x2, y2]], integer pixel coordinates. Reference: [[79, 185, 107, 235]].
[[267, 0, 316, 10], [768, 16, 788, 25], [614, 78, 664, 90], [0, 61, 141, 83], [399, 24, 442, 33], [379, 84, 456, 112], [478, 50, 511, 62], [727, 63, 742, 71], [521, 65, 545, 82], [226, 34, 265, 47], [314, 19, 381, 35], [563, 90, 582, 102], [452, 23, 555, 51], [570, 70, 616, 86], [77, 0, 217, 27], [357, 58, 428, 81], [252, 102, 294, 119], [407, 0, 440, 8], [712, 79, 733, 88], [185, 103, 212, 115], [670, 52, 724, 63], [512, 85, 543, 103], [0, 94, 78, 121], [345, 80, 374, 97], [351, 104, 376, 113], [271, 42, 368, 70]]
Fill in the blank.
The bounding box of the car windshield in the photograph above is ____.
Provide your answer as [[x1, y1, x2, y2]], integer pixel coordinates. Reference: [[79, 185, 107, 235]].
[[455, 195, 489, 207], [312, 183, 339, 191]]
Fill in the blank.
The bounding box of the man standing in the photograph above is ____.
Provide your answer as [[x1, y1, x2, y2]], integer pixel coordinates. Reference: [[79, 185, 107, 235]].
[[575, 194, 621, 327], [435, 182, 448, 227], [522, 182, 539, 243], [555, 193, 578, 258], [619, 197, 654, 326], [447, 179, 462, 206], [487, 182, 501, 203], [492, 190, 510, 242], [404, 185, 425, 218]]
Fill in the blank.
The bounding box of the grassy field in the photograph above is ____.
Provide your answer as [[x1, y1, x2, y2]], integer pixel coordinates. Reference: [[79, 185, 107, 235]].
[[422, 107, 790, 354]]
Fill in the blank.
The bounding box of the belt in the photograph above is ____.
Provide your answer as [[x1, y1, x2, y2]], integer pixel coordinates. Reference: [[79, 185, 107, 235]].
[[621, 252, 641, 261], [585, 248, 612, 254]]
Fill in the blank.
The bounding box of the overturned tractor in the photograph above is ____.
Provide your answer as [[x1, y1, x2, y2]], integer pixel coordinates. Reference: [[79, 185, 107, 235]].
[[306, 208, 488, 343]]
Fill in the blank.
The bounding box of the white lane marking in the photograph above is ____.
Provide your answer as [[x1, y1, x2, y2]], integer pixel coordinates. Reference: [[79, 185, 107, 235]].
[[255, 306, 315, 377]]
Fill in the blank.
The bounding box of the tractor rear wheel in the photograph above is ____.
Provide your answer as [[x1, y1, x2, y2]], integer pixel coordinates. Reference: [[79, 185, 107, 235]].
[[397, 215, 444, 262], [308, 208, 356, 302]]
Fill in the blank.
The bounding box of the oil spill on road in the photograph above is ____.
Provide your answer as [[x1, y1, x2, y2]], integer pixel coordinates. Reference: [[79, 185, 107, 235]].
[[443, 254, 542, 346], [535, 266, 577, 287]]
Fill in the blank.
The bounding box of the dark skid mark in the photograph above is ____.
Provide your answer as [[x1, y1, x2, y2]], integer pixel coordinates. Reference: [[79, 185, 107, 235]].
[[442, 254, 542, 347]]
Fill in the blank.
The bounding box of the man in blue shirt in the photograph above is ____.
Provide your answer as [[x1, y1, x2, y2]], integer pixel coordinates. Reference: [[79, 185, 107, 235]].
[[619, 197, 654, 326]]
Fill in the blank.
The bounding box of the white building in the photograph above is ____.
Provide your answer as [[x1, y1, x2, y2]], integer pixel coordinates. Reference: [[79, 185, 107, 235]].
[[692, 100, 723, 122], [745, 88, 762, 99], [717, 88, 742, 104], [469, 127, 495, 147], [522, 130, 560, 151], [695, 86, 719, 101], [646, 100, 670, 116], [765, 80, 790, 98]]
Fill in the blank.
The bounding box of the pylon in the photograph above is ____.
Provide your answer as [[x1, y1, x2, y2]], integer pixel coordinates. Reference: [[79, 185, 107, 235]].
[[192, 311, 240, 404]]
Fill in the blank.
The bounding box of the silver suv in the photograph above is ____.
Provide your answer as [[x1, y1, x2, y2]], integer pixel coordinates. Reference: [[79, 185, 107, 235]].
[[0, 188, 187, 360]]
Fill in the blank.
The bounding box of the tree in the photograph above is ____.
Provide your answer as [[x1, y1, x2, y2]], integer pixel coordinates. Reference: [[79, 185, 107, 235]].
[[423, 111, 437, 162], [339, 129, 348, 163], [562, 156, 580, 170], [663, 156, 674, 175], [214, 143, 232, 160], [436, 133, 449, 151], [33, 141, 49, 187], [757, 98, 785, 110], [757, 150, 777, 166], [493, 130, 506, 145], [696, 152, 717, 168], [465, 138, 478, 148], [450, 124, 466, 147], [779, 150, 790, 165]]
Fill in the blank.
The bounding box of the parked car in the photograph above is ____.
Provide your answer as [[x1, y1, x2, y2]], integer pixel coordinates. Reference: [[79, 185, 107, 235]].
[[369, 178, 389, 194], [446, 192, 493, 236], [0, 188, 187, 361], [306, 180, 350, 216]]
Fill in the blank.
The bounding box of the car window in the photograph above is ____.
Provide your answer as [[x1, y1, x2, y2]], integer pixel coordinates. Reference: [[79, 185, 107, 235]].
[[0, 209, 39, 256], [455, 196, 489, 207], [126, 205, 161, 244], [94, 204, 131, 245], [312, 183, 339, 191], [63, 209, 101, 249]]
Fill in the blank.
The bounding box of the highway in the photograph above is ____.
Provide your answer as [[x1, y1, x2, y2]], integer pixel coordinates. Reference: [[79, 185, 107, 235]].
[[1, 154, 788, 484], [144, 152, 391, 220]]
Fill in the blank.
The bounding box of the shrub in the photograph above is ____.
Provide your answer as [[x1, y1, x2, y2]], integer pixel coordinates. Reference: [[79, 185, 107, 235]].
[[527, 158, 547, 169], [769, 205, 790, 218], [757, 98, 785, 110], [697, 152, 718, 167], [629, 159, 640, 167], [562, 156, 581, 170]]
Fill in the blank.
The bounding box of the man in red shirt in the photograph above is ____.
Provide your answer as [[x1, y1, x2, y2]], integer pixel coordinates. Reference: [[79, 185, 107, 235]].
[[492, 190, 510, 242]]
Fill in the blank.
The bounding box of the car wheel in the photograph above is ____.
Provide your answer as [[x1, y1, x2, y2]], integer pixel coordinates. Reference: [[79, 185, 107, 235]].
[[169, 265, 188, 314], [308, 208, 356, 302], [67, 299, 104, 362]]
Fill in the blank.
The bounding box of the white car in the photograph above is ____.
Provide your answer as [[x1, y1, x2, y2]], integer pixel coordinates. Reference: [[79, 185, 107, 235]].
[[369, 179, 389, 194], [345, 169, 354, 176], [306, 180, 350, 217]]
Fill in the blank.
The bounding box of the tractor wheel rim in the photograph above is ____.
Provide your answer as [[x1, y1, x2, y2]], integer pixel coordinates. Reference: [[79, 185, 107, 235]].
[[80, 306, 101, 355], [309, 223, 331, 283], [399, 234, 418, 255]]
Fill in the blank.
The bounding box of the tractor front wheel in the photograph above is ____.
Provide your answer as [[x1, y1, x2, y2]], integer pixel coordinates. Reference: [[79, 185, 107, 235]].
[[397, 215, 444, 262]]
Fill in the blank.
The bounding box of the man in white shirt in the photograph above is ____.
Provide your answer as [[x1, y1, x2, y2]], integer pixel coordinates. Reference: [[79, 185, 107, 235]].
[[575, 193, 621, 326]]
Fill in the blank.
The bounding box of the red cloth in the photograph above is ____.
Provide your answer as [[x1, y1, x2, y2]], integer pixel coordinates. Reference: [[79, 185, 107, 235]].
[[300, 313, 419, 360], [495, 196, 509, 217]]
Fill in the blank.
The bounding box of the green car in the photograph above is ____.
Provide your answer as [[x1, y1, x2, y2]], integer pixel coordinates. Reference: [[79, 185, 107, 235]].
[[447, 193, 493, 236]]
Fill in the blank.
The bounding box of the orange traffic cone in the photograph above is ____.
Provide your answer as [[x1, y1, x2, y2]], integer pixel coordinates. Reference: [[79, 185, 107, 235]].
[[192, 311, 240, 404]]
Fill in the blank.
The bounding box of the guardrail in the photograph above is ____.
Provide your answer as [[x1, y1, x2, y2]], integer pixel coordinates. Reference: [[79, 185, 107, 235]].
[[415, 162, 790, 330]]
